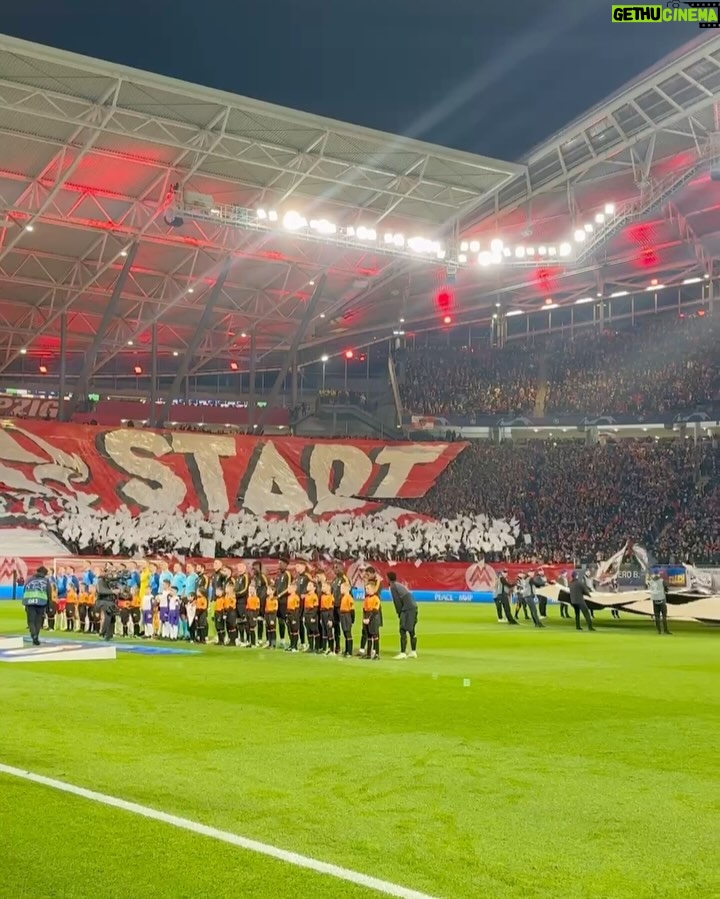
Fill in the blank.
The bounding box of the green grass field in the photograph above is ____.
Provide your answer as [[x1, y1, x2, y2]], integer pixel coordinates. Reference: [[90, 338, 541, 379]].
[[1, 602, 719, 899]]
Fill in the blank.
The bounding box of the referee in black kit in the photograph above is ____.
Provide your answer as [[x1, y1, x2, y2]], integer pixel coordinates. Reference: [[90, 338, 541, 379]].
[[387, 571, 418, 659]]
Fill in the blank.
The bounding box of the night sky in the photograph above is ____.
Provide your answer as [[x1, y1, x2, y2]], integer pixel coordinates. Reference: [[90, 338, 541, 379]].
[[4, 1, 691, 160]]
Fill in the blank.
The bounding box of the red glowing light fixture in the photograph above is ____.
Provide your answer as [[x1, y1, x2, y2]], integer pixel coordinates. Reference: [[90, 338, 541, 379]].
[[344, 349, 354, 360], [230, 361, 239, 371], [134, 365, 142, 375], [698, 309, 706, 317], [544, 297, 554, 305], [359, 353, 367, 362], [435, 289, 453, 312]]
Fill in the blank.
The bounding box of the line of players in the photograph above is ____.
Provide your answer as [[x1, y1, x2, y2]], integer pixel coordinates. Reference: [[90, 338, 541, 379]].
[[45, 557, 387, 659]]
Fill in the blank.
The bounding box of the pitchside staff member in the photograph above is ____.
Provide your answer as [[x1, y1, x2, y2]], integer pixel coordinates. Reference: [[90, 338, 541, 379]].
[[387, 571, 418, 659], [22, 565, 52, 646], [648, 572, 671, 635], [497, 570, 517, 625], [95, 564, 118, 642], [569, 571, 596, 632]]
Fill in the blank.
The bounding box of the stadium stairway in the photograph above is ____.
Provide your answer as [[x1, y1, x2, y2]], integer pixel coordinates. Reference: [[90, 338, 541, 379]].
[[293, 400, 403, 439]]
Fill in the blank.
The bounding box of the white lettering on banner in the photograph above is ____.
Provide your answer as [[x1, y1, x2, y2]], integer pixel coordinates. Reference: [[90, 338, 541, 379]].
[[0, 397, 59, 419], [308, 444, 373, 514], [171, 434, 236, 515], [241, 442, 312, 516], [370, 445, 447, 498], [103, 430, 187, 512]]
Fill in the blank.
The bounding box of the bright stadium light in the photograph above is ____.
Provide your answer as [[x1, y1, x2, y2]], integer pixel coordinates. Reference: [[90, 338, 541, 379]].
[[393, 233, 405, 247], [574, 229, 586, 242], [610, 290, 628, 297], [283, 211, 307, 231], [310, 218, 336, 235], [503, 247, 512, 257], [490, 238, 503, 254], [384, 233, 394, 244], [268, 210, 278, 222], [321, 355, 329, 362], [458, 253, 467, 263], [25, 224, 33, 232], [357, 226, 376, 241], [469, 240, 480, 253], [575, 296, 594, 304], [515, 246, 525, 258], [538, 246, 547, 255], [584, 223, 594, 233], [604, 202, 615, 215], [683, 277, 702, 284], [647, 283, 664, 290], [526, 247, 535, 256], [595, 212, 605, 224], [460, 241, 469, 252], [478, 251, 493, 266], [548, 246, 557, 256], [257, 209, 268, 219], [559, 242, 572, 257], [505, 309, 524, 316], [19, 347, 27, 354]]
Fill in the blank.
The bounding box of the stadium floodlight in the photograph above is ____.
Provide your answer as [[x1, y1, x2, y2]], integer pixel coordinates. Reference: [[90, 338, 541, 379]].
[[574, 229, 586, 242], [610, 290, 628, 297], [346, 226, 355, 237], [548, 246, 557, 256], [127, 340, 133, 346], [188, 288, 194, 294], [283, 211, 307, 231], [558, 242, 572, 256], [240, 332, 247, 338], [436, 248, 446, 259], [256, 209, 268, 219], [505, 309, 524, 316], [356, 226, 376, 240], [478, 251, 493, 266], [544, 303, 558, 310], [604, 203, 615, 215], [172, 351, 179, 357], [515, 246, 525, 258], [458, 253, 467, 263], [595, 213, 605, 224], [584, 223, 593, 233], [647, 283, 664, 290], [310, 218, 336, 235], [683, 277, 702, 284], [19, 347, 27, 354], [526, 247, 535, 255], [575, 296, 594, 304], [490, 238, 503, 254], [268, 210, 278, 222], [393, 233, 405, 247], [120, 250, 128, 257], [503, 247, 512, 257], [460, 241, 469, 252], [384, 233, 394, 244], [25, 224, 33, 232], [469, 240, 480, 253], [538, 246, 547, 255]]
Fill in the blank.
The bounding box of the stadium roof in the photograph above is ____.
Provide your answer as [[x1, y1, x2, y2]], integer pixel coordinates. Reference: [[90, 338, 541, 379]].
[[0, 32, 520, 379], [1, 31, 720, 383]]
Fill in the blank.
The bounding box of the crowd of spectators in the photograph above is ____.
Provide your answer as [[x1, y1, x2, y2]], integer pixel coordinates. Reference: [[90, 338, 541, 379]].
[[401, 438, 720, 564], [398, 347, 537, 417], [399, 314, 720, 420], [544, 315, 720, 415]]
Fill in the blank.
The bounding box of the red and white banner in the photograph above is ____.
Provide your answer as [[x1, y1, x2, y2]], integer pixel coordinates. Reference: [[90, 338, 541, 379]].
[[0, 396, 58, 420], [0, 422, 465, 518]]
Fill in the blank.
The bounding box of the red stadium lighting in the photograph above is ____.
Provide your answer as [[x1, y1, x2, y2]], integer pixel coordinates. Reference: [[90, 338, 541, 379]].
[[230, 361, 239, 371], [344, 349, 354, 360], [359, 353, 367, 362], [39, 364, 47, 375], [435, 289, 453, 312], [134, 365, 142, 375], [698, 309, 706, 317]]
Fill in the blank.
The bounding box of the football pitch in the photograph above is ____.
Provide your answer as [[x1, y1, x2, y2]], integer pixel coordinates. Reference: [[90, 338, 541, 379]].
[[1, 603, 718, 899]]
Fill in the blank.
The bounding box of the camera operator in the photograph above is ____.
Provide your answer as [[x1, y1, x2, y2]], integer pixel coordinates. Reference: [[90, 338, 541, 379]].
[[95, 563, 120, 642]]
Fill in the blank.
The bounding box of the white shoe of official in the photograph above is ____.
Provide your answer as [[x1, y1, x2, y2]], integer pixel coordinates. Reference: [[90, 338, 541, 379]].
[[408, 650, 418, 658], [394, 652, 408, 660]]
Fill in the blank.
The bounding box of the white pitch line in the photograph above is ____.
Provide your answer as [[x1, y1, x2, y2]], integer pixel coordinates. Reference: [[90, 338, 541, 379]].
[[0, 763, 439, 899]]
